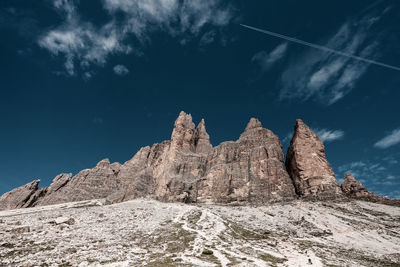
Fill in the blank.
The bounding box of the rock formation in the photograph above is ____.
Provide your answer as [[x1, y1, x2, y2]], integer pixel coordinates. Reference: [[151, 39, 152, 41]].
[[285, 119, 342, 199], [197, 118, 296, 203], [341, 173, 373, 198], [0, 180, 40, 210], [0, 112, 394, 211]]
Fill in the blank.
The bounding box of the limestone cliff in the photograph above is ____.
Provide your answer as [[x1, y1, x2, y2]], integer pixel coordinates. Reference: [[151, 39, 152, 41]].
[[0, 113, 394, 210], [285, 119, 342, 199]]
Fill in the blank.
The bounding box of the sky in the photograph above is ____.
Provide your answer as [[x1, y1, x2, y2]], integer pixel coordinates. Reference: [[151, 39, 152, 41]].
[[0, 0, 399, 198]]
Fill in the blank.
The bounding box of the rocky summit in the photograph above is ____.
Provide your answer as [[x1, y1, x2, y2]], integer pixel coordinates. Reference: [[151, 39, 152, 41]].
[[285, 119, 342, 199], [0, 112, 396, 211]]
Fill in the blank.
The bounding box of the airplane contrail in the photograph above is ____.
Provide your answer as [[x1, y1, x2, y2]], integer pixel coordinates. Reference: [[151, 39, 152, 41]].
[[240, 24, 400, 72]]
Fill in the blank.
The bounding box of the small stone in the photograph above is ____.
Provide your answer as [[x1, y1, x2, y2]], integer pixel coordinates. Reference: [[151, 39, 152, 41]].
[[55, 217, 75, 225]]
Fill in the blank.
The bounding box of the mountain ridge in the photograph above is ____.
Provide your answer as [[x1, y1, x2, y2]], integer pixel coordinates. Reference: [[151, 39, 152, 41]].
[[1, 111, 398, 210]]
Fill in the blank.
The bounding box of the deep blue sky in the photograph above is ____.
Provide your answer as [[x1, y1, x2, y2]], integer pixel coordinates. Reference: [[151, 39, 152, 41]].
[[1, 0, 399, 198]]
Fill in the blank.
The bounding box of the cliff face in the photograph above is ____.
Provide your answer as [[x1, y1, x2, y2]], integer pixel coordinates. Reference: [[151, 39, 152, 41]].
[[197, 118, 296, 203], [285, 119, 342, 199], [0, 112, 388, 210]]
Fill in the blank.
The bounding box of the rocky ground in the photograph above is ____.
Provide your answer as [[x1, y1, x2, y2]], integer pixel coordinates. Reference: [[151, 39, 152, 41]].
[[1, 199, 400, 267]]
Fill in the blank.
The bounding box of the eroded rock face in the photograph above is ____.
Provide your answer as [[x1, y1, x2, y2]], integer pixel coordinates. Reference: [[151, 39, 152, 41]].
[[0, 180, 40, 210], [2, 112, 365, 211], [285, 119, 342, 199], [197, 118, 296, 203], [34, 159, 122, 206], [341, 173, 373, 198]]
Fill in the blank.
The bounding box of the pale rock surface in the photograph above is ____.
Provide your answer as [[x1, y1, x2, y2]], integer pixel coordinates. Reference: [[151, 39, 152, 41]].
[[0, 180, 40, 210], [0, 199, 399, 266], [285, 119, 342, 198], [33, 159, 122, 206]]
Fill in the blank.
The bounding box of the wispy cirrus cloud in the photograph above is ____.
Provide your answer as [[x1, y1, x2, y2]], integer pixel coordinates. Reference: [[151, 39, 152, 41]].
[[113, 65, 130, 76], [38, 0, 235, 76], [252, 42, 288, 72], [314, 128, 345, 143], [374, 128, 400, 149], [279, 7, 392, 105]]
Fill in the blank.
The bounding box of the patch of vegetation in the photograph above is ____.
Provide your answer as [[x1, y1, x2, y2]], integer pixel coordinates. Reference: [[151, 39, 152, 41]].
[[39, 246, 55, 252], [186, 210, 202, 228], [225, 254, 242, 266], [58, 262, 72, 267], [140, 223, 196, 254], [355, 255, 400, 267], [1, 243, 15, 249], [200, 249, 219, 265], [202, 249, 213, 255], [297, 240, 327, 251], [146, 254, 184, 266], [259, 253, 287, 264], [227, 221, 271, 240], [100, 258, 119, 264], [309, 230, 333, 237]]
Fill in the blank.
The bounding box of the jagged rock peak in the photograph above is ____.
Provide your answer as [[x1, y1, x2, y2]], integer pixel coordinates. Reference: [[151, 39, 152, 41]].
[[239, 117, 276, 141], [0, 180, 40, 211], [245, 118, 263, 131], [96, 158, 110, 168], [341, 173, 372, 197], [286, 119, 342, 199], [196, 118, 206, 132], [292, 119, 320, 142], [174, 111, 195, 130], [194, 118, 212, 153]]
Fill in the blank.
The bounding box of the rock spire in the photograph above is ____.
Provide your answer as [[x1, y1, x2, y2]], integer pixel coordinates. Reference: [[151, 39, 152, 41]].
[[285, 119, 342, 199]]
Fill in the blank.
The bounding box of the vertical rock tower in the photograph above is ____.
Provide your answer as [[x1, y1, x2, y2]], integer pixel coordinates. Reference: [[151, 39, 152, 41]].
[[285, 119, 342, 199], [197, 118, 297, 203]]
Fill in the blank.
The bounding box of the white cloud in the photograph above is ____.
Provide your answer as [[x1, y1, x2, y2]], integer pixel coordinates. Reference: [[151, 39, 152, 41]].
[[252, 42, 288, 72], [38, 0, 234, 76], [113, 65, 129, 76], [199, 30, 216, 46], [282, 126, 343, 146], [374, 128, 400, 149], [279, 7, 388, 105], [83, 71, 94, 81], [337, 161, 379, 184], [314, 128, 344, 143]]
